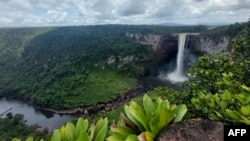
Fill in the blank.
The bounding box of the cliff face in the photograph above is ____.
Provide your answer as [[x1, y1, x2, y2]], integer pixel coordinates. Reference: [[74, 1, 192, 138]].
[[190, 35, 230, 55], [126, 32, 230, 56], [125, 32, 162, 51], [125, 33, 178, 64]]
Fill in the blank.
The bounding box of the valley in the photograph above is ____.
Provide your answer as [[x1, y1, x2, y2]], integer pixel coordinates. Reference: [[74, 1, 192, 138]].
[[0, 25, 207, 110], [0, 22, 249, 140]]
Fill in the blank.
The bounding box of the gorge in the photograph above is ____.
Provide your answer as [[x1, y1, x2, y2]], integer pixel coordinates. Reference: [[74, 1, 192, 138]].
[[0, 25, 231, 136], [126, 32, 229, 84]]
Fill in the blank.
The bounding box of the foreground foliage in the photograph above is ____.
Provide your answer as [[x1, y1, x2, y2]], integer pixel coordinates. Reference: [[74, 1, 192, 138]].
[[187, 23, 250, 123], [51, 117, 108, 141], [192, 80, 250, 124], [107, 94, 187, 141], [12, 94, 187, 141]]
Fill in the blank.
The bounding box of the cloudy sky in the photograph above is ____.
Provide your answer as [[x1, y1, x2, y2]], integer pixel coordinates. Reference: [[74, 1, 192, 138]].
[[0, 0, 249, 27]]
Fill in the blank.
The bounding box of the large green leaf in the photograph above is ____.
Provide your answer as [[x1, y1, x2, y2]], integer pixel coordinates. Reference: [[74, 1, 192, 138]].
[[60, 125, 66, 140], [25, 137, 34, 141], [150, 100, 164, 134], [111, 126, 136, 135], [94, 123, 108, 141], [155, 97, 163, 108], [225, 109, 241, 120], [51, 129, 61, 141], [106, 134, 128, 141], [151, 97, 164, 124], [173, 104, 187, 123], [124, 105, 144, 131], [145, 131, 155, 141], [94, 118, 108, 138], [76, 118, 89, 137], [149, 122, 160, 135], [130, 101, 144, 113], [77, 131, 89, 141], [11, 138, 20, 141], [89, 124, 96, 141], [163, 99, 170, 110], [159, 105, 174, 128], [127, 105, 150, 131], [143, 94, 155, 120], [65, 122, 76, 141], [125, 135, 138, 141], [120, 113, 139, 133]]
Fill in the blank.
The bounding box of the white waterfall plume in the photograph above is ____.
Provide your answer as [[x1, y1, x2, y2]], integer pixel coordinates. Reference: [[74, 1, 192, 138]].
[[166, 33, 188, 83]]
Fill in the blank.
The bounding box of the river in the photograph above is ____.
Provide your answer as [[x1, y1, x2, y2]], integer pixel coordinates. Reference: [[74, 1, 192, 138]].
[[0, 99, 78, 133], [0, 78, 175, 134]]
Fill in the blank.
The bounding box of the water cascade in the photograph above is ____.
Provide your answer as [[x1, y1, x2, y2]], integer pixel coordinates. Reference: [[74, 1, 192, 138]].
[[167, 33, 188, 83]]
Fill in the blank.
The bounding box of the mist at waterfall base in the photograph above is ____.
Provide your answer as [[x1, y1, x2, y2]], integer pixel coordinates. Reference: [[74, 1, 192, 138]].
[[158, 35, 198, 84]]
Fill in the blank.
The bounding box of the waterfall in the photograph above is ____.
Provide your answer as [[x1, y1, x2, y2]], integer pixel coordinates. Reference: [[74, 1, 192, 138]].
[[176, 34, 186, 76], [166, 33, 188, 83]]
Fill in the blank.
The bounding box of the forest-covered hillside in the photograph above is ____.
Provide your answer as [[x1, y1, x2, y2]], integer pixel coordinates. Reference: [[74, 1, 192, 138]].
[[0, 25, 207, 109], [201, 22, 249, 36], [1, 21, 250, 141]]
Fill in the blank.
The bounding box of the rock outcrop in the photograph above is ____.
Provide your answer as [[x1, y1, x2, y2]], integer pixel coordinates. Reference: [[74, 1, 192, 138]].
[[155, 119, 224, 141]]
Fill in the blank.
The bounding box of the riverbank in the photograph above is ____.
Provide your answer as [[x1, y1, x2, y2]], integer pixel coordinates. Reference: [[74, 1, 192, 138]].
[[0, 107, 12, 117], [38, 76, 184, 116], [38, 78, 156, 115], [0, 99, 76, 133], [1, 76, 182, 117], [0, 76, 183, 133]]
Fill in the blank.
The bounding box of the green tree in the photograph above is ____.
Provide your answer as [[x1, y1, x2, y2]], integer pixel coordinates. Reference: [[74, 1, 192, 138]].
[[187, 25, 250, 123]]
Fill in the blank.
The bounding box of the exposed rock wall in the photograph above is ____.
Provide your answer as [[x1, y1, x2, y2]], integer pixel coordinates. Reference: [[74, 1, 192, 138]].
[[189, 35, 230, 55], [106, 55, 137, 68], [125, 32, 230, 56], [125, 32, 162, 51], [124, 33, 231, 75]]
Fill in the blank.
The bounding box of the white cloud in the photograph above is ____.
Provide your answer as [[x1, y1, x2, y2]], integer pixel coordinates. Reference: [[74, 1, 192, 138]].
[[20, 15, 43, 26], [114, 0, 147, 16], [0, 0, 249, 27], [46, 10, 68, 23], [0, 17, 13, 25], [9, 0, 33, 10]]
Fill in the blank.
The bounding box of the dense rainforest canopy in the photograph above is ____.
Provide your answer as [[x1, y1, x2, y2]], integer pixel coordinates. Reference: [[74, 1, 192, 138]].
[[0, 24, 207, 109], [0, 22, 250, 140]]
